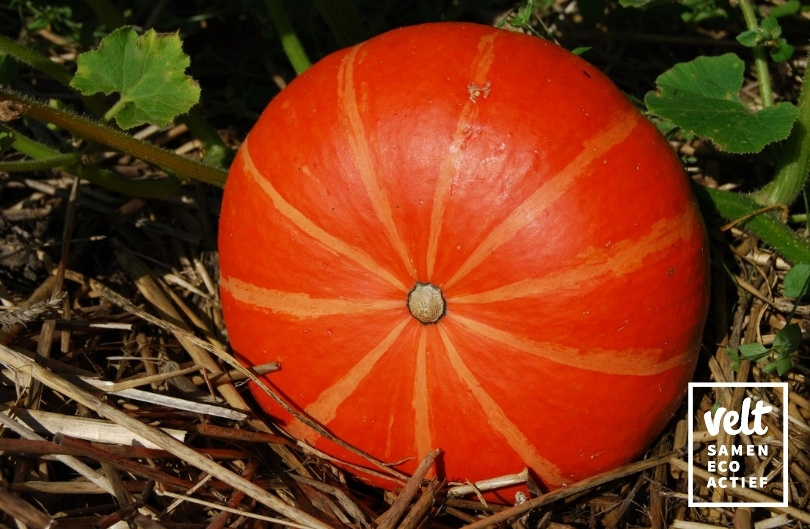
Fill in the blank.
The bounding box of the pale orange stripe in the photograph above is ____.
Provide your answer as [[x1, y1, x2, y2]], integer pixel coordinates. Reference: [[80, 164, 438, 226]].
[[450, 314, 692, 376], [437, 325, 564, 485], [241, 144, 407, 292], [450, 211, 697, 305], [443, 111, 643, 290], [413, 327, 432, 461], [426, 31, 499, 277], [221, 276, 402, 319], [305, 318, 410, 424], [337, 46, 417, 281]]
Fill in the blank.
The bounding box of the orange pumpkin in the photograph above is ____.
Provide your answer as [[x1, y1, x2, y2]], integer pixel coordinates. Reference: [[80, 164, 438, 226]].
[[218, 22, 710, 493]]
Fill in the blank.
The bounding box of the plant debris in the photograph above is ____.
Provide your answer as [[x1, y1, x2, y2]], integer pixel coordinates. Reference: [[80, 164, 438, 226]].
[[0, 1, 808, 528]]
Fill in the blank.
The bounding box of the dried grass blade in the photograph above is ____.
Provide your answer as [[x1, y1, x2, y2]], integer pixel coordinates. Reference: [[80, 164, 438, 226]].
[[398, 479, 439, 529], [206, 460, 260, 529], [0, 483, 57, 529], [155, 489, 316, 528], [291, 475, 370, 527], [100, 363, 203, 391], [669, 458, 810, 523], [196, 422, 291, 445], [0, 405, 115, 495], [296, 482, 353, 526], [461, 446, 695, 529], [447, 468, 530, 498], [0, 291, 64, 327], [1, 405, 186, 448], [0, 275, 56, 346], [0, 342, 336, 529], [112, 246, 250, 411], [376, 449, 440, 529], [54, 435, 197, 490], [87, 380, 249, 421]]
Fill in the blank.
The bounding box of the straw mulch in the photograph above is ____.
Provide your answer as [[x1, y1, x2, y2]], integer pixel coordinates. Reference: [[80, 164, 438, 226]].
[[1, 5, 809, 529], [2, 138, 809, 529]]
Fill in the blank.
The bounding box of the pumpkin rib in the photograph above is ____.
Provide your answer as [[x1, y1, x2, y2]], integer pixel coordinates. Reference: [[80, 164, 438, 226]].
[[240, 143, 409, 292], [437, 325, 565, 485], [442, 109, 643, 291], [337, 46, 418, 282], [413, 327, 433, 461], [219, 276, 403, 318], [448, 314, 692, 376], [426, 31, 500, 278], [449, 208, 700, 306], [304, 318, 412, 424]]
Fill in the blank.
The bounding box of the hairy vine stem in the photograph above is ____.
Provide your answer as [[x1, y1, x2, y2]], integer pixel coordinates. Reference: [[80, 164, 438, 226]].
[[737, 0, 775, 108], [0, 89, 227, 188], [1, 124, 181, 197], [750, 48, 810, 207], [695, 185, 810, 264], [263, 0, 312, 75]]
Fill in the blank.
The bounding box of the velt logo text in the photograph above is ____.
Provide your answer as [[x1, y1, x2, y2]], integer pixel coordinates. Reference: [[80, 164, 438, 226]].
[[704, 397, 772, 490], [704, 397, 771, 436]]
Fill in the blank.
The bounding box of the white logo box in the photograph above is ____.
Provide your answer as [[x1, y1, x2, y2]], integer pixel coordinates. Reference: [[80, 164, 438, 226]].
[[687, 382, 789, 508]]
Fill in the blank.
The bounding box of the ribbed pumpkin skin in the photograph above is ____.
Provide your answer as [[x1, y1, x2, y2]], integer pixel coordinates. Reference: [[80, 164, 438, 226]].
[[218, 22, 710, 491]]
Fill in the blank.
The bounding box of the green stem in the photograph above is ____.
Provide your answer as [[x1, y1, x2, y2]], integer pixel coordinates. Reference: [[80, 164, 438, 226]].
[[0, 153, 81, 172], [0, 34, 108, 117], [694, 185, 810, 264], [0, 33, 72, 86], [789, 213, 809, 223], [73, 164, 181, 197], [264, 0, 312, 75], [1, 125, 63, 160], [103, 98, 128, 123], [83, 0, 127, 30], [0, 89, 227, 187], [737, 0, 774, 108], [178, 109, 231, 168], [750, 48, 810, 207], [1, 125, 180, 197], [314, 0, 366, 47]]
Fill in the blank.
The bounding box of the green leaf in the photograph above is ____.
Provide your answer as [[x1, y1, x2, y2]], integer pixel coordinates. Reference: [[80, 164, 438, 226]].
[[726, 346, 741, 372], [739, 342, 770, 362], [770, 0, 800, 18], [645, 53, 798, 153], [772, 322, 802, 356], [680, 0, 728, 23], [775, 355, 793, 376], [760, 15, 781, 35], [70, 27, 200, 129], [735, 17, 794, 62], [618, 0, 656, 6], [736, 30, 759, 48], [619, 0, 676, 7], [783, 263, 810, 298], [0, 130, 14, 155], [770, 40, 795, 63], [508, 0, 535, 27]]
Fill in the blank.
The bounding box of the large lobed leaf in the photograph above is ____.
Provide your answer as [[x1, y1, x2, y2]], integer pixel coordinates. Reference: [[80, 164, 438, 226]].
[[71, 27, 200, 129], [645, 53, 797, 153]]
